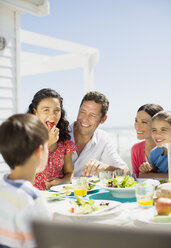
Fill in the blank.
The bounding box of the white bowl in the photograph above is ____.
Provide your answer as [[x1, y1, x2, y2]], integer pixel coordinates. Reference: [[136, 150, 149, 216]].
[[104, 186, 136, 198]]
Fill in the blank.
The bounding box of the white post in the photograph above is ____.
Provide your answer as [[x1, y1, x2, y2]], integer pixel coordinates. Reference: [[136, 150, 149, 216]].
[[83, 55, 94, 93], [15, 11, 21, 113]]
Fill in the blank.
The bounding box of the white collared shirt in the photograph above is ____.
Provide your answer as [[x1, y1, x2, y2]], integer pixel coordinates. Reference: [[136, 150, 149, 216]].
[[69, 122, 127, 176]]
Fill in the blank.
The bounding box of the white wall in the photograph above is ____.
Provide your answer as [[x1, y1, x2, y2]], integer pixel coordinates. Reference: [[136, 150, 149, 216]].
[[0, 4, 20, 173]]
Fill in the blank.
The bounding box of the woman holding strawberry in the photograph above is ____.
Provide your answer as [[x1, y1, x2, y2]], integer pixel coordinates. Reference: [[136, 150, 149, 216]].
[[28, 88, 77, 190]]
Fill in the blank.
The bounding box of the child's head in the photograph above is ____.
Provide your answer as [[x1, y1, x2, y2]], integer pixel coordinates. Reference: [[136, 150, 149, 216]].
[[152, 110, 171, 147], [134, 103, 163, 140], [0, 113, 48, 170], [28, 88, 70, 141]]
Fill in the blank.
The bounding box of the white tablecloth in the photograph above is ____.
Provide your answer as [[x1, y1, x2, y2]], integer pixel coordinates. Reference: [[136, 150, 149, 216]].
[[47, 200, 156, 228]]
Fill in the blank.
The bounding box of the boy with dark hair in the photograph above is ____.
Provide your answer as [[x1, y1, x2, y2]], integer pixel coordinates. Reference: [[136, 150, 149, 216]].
[[0, 114, 50, 248]]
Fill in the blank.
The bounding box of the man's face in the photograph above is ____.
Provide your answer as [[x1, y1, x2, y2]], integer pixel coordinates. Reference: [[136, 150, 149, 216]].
[[76, 100, 105, 136]]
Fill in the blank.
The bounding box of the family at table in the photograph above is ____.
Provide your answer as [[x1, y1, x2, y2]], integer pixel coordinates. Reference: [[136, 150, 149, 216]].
[[28, 88, 171, 191], [0, 88, 171, 248]]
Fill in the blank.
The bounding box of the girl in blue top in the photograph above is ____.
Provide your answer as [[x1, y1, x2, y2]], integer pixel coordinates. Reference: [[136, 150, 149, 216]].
[[140, 110, 171, 174]]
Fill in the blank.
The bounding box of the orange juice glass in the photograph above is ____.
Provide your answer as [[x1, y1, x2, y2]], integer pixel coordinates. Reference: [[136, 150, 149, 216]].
[[72, 177, 87, 197], [135, 183, 154, 208]]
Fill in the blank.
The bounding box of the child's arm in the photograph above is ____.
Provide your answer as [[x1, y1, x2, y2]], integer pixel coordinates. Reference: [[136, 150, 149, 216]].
[[139, 162, 153, 173], [45, 153, 73, 190]]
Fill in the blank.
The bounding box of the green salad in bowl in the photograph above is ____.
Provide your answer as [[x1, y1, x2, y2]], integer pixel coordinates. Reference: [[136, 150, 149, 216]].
[[104, 175, 137, 198], [107, 175, 137, 188]]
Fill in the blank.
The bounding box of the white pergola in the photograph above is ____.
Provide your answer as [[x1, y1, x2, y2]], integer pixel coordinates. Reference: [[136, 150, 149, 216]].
[[0, 0, 99, 173], [21, 30, 99, 92]]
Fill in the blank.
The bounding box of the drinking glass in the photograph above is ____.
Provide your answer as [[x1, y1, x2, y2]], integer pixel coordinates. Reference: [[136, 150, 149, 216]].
[[114, 168, 125, 178], [99, 171, 115, 180], [135, 183, 154, 208], [99, 171, 115, 185], [72, 177, 87, 197], [165, 143, 171, 182]]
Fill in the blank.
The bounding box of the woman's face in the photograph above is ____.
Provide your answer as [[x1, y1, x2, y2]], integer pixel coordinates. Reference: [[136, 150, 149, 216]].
[[134, 110, 152, 140], [34, 97, 61, 129], [152, 119, 171, 147]]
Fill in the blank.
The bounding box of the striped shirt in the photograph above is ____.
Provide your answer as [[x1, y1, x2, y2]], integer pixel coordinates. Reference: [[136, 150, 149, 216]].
[[0, 174, 50, 248]]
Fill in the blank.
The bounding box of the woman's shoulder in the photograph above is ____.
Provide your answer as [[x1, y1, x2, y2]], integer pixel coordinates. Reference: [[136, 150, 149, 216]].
[[131, 140, 145, 150]]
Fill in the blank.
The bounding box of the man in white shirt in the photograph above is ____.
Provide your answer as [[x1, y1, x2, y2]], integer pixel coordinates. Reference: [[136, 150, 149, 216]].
[[69, 91, 130, 177]]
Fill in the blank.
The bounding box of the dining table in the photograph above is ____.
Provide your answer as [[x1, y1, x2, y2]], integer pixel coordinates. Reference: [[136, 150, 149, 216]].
[[44, 180, 171, 230]]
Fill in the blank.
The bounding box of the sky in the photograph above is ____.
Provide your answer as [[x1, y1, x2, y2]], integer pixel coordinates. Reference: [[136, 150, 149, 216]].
[[21, 0, 171, 128]]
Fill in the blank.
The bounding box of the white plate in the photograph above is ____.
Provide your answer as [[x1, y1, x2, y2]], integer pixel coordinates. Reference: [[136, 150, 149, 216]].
[[49, 199, 121, 218], [103, 179, 160, 198], [104, 186, 136, 198], [137, 178, 160, 187], [40, 190, 71, 201], [134, 214, 171, 230], [50, 184, 73, 192], [50, 184, 100, 193]]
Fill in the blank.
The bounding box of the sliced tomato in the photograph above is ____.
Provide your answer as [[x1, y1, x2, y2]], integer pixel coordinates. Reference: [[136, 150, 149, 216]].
[[71, 207, 74, 213]]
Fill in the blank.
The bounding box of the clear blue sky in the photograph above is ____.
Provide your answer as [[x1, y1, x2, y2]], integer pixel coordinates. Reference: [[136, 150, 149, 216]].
[[21, 0, 171, 128]]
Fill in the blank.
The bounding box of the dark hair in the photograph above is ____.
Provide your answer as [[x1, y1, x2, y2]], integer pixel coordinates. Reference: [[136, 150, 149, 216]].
[[152, 110, 171, 125], [80, 91, 109, 118], [27, 88, 70, 141], [137, 104, 163, 117], [0, 114, 48, 169]]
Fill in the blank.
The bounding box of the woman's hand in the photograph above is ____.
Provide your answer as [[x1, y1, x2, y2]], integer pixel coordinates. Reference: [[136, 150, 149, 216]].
[[47, 126, 59, 147], [139, 162, 153, 173], [45, 177, 62, 190]]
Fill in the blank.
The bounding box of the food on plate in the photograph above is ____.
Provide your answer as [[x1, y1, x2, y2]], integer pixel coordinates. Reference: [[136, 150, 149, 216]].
[[107, 175, 137, 188], [159, 179, 168, 184], [156, 183, 171, 199], [155, 197, 171, 215], [88, 178, 100, 184], [87, 183, 96, 190], [69, 197, 110, 214], [41, 190, 71, 201], [59, 184, 96, 192], [61, 185, 73, 191]]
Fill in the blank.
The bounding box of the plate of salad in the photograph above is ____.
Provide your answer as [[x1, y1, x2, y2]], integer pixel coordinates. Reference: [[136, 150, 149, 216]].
[[50, 182, 100, 193], [49, 197, 121, 218], [103, 175, 137, 198]]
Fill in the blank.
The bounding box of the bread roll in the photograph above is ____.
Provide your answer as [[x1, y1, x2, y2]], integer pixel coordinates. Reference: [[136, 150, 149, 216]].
[[156, 183, 171, 199]]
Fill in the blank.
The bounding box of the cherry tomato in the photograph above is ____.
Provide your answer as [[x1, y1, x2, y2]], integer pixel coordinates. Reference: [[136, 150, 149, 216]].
[[47, 121, 55, 128]]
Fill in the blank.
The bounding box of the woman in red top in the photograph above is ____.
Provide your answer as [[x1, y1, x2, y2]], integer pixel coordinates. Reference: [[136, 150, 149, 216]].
[[28, 88, 77, 190], [131, 104, 163, 178]]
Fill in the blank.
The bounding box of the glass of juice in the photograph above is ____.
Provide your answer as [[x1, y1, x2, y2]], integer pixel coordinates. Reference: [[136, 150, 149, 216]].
[[72, 177, 87, 197], [135, 183, 154, 208]]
